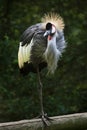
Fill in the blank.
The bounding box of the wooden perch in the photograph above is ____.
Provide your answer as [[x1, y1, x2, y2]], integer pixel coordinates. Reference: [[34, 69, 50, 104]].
[[0, 112, 87, 130]]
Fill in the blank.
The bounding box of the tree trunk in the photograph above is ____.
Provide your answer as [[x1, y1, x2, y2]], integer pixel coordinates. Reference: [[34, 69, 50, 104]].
[[0, 112, 87, 130]]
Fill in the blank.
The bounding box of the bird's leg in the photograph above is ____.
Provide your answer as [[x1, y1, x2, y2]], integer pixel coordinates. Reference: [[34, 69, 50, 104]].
[[37, 67, 44, 116], [37, 67, 51, 126]]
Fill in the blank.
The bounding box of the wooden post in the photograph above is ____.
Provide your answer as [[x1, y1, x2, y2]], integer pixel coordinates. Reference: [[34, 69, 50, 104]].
[[0, 113, 87, 130]]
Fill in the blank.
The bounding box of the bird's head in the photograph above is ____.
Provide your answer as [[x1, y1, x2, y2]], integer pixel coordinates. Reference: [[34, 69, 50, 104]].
[[44, 22, 56, 40]]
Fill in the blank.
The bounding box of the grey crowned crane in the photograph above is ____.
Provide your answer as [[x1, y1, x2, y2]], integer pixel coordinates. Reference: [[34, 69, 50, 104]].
[[18, 13, 66, 124]]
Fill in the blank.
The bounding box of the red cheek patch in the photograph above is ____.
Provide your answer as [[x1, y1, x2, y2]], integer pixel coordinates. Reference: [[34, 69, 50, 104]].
[[48, 35, 52, 40]]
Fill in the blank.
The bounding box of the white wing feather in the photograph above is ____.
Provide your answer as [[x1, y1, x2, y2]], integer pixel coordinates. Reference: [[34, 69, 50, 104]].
[[18, 42, 24, 68], [18, 39, 34, 68]]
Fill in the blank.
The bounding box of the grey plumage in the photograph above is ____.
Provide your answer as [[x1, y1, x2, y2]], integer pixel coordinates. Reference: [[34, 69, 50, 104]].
[[18, 23, 47, 74], [18, 23, 66, 74], [20, 23, 44, 46]]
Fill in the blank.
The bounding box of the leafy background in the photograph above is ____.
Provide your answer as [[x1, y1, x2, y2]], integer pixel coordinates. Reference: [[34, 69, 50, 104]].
[[0, 0, 87, 122]]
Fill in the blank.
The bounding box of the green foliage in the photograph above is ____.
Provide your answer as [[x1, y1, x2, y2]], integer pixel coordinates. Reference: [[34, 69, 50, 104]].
[[0, 0, 87, 122]]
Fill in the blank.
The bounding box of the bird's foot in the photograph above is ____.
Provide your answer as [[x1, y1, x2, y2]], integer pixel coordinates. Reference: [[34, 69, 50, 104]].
[[37, 113, 52, 126], [34, 113, 52, 126]]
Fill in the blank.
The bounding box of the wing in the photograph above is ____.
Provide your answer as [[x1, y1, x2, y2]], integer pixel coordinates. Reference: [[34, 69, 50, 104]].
[[18, 23, 41, 68], [20, 23, 43, 46], [18, 23, 46, 69], [56, 30, 66, 53]]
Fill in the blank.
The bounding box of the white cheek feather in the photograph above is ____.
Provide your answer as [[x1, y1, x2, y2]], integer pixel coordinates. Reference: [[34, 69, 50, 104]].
[[18, 39, 34, 68], [44, 32, 61, 74], [52, 26, 56, 34]]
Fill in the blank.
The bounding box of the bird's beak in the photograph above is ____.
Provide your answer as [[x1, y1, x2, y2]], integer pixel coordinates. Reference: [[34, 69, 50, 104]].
[[44, 30, 50, 37]]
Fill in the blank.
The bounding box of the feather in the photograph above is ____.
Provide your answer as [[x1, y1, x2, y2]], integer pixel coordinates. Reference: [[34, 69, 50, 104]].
[[44, 32, 61, 74], [41, 12, 65, 31], [18, 13, 66, 74], [18, 39, 34, 68], [18, 42, 24, 68]]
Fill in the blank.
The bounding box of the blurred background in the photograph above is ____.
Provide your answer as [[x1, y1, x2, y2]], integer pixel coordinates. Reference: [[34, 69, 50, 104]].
[[0, 0, 87, 122]]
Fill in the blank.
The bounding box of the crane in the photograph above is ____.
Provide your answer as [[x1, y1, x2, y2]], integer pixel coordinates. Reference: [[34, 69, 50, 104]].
[[18, 13, 66, 125]]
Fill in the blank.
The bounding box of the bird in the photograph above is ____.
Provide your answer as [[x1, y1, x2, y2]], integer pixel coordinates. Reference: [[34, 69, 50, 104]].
[[18, 13, 66, 125]]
